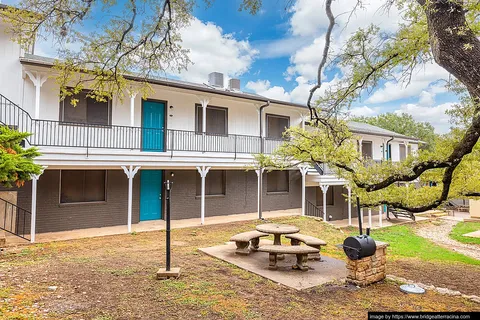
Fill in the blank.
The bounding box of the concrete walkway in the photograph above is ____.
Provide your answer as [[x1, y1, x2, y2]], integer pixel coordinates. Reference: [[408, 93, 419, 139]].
[[5, 209, 301, 245], [416, 220, 480, 260], [329, 213, 429, 229]]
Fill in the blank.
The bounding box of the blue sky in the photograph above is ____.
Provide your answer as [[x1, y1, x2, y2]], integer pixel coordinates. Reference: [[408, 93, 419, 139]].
[[5, 0, 458, 133]]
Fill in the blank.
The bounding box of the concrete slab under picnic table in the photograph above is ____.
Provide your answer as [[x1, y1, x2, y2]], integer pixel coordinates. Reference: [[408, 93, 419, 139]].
[[199, 240, 346, 290]]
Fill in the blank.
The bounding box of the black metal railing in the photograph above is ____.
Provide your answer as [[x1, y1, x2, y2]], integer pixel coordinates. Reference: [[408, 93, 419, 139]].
[[0, 198, 31, 241], [0, 94, 284, 155], [305, 199, 323, 218]]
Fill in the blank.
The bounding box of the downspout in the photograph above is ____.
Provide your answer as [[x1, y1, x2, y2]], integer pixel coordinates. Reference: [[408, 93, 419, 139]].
[[384, 136, 394, 219], [259, 100, 270, 154], [386, 137, 394, 160], [258, 100, 270, 221]]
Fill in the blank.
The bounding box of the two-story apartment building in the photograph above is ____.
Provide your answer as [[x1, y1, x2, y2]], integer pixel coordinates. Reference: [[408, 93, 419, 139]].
[[0, 9, 420, 243]]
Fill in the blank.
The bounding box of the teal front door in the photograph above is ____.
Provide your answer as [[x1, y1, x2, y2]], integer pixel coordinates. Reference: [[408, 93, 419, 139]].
[[142, 100, 165, 151], [140, 170, 163, 221]]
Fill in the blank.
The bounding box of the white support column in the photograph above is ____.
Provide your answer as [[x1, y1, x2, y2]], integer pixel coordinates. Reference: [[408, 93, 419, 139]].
[[358, 139, 363, 157], [320, 184, 329, 221], [299, 166, 309, 216], [30, 167, 46, 243], [122, 165, 141, 233], [25, 71, 48, 119], [200, 98, 209, 133], [196, 166, 210, 225], [347, 186, 352, 226], [129, 92, 137, 127], [255, 168, 265, 219], [378, 205, 383, 228], [368, 208, 372, 228]]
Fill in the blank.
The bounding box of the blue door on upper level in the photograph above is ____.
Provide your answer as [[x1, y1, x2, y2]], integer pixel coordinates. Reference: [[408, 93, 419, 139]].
[[142, 100, 165, 151], [140, 170, 163, 221]]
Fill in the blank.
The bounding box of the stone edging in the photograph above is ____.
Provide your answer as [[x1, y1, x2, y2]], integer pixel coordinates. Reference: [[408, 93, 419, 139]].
[[386, 275, 480, 304]]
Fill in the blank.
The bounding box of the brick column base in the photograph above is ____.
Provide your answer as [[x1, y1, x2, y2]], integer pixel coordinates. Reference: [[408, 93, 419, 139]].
[[346, 241, 389, 287]]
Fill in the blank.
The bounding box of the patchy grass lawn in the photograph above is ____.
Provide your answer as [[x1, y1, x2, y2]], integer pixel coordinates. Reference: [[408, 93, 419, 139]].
[[0, 216, 479, 320], [450, 221, 480, 245], [370, 224, 480, 265]]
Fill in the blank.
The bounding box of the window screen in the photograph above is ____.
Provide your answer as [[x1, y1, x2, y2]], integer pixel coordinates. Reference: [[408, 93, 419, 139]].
[[266, 114, 289, 139], [60, 170, 106, 203], [60, 91, 111, 125], [399, 144, 407, 160], [196, 105, 228, 135], [316, 186, 334, 206], [196, 170, 226, 196], [362, 141, 373, 159], [267, 170, 289, 193]]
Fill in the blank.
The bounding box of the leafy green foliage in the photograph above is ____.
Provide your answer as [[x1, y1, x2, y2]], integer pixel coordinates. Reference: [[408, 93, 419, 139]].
[[0, 126, 42, 187], [351, 113, 437, 150]]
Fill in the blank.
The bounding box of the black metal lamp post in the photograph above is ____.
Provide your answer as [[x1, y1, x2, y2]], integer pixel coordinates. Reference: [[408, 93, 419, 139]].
[[165, 177, 172, 272], [156, 172, 181, 279]]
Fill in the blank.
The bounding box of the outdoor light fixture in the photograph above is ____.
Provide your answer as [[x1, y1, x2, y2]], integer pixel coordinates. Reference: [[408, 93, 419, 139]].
[[156, 172, 181, 279]]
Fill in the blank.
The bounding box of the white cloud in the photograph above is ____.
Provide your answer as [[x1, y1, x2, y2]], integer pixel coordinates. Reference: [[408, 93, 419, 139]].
[[245, 79, 291, 102], [347, 106, 380, 118], [246, 75, 340, 104], [366, 63, 449, 104], [394, 102, 454, 133], [175, 18, 258, 83]]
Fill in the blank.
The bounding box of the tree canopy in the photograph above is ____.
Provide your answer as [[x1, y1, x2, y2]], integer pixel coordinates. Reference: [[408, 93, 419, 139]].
[[257, 0, 480, 212], [0, 126, 42, 188], [351, 113, 437, 150]]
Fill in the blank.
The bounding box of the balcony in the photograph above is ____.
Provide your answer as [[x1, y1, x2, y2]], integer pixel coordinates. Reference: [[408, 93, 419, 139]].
[[1, 94, 283, 155]]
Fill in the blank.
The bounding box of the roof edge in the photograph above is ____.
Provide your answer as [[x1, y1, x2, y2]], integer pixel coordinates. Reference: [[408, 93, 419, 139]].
[[19, 56, 308, 109]]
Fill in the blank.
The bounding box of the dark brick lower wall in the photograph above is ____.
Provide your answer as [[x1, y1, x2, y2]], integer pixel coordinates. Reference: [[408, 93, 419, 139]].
[[170, 170, 302, 220], [1, 170, 140, 233], [305, 185, 353, 221], [3, 168, 378, 233]]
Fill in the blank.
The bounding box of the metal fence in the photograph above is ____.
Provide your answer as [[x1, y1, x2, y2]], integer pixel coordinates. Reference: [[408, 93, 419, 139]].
[[0, 94, 284, 155], [0, 197, 31, 241]]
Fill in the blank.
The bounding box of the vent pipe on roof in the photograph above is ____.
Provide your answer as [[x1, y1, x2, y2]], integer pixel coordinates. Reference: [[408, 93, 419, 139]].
[[208, 72, 224, 88]]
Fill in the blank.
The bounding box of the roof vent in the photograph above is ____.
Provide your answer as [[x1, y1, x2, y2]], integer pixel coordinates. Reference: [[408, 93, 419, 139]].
[[208, 72, 224, 88], [228, 78, 241, 91]]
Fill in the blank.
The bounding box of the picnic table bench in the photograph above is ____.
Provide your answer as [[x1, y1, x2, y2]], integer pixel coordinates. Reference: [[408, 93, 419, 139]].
[[285, 233, 327, 261], [257, 245, 319, 271], [230, 231, 269, 255]]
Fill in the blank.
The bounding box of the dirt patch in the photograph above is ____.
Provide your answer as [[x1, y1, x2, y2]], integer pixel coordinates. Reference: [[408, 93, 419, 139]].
[[1, 217, 479, 319], [389, 258, 480, 296]]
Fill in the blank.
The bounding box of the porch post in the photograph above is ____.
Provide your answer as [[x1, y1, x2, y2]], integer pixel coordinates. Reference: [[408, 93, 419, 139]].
[[196, 166, 210, 225], [25, 71, 48, 119], [122, 165, 141, 232], [129, 92, 137, 127], [320, 184, 329, 221], [299, 166, 308, 216], [378, 205, 383, 227], [358, 139, 363, 157], [347, 186, 352, 226], [368, 208, 372, 228], [255, 168, 265, 219], [30, 167, 46, 243]]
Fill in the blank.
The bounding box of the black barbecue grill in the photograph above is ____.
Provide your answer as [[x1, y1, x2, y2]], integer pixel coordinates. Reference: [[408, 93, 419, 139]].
[[340, 197, 377, 260]]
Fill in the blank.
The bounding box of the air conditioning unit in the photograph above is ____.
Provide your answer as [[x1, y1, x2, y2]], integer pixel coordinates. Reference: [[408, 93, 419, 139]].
[[228, 78, 241, 91], [208, 72, 224, 88]]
